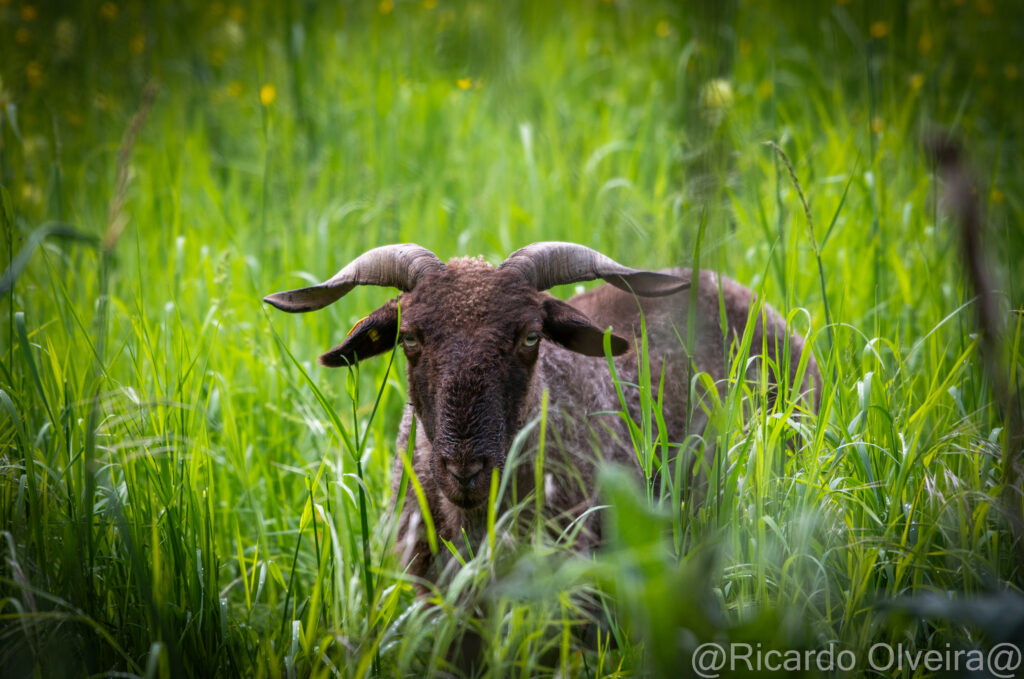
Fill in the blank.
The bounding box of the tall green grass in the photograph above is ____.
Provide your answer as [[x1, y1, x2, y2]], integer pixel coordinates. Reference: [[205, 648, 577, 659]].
[[2, 1, 1022, 677]]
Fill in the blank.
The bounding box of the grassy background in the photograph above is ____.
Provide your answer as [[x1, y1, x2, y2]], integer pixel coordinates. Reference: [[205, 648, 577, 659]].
[[2, 0, 1023, 676]]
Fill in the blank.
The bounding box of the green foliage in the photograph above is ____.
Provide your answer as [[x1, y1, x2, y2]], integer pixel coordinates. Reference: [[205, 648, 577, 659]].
[[1, 0, 1022, 677]]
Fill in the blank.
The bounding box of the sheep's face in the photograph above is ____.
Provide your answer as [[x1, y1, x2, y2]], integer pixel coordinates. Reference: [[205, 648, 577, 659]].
[[319, 258, 629, 510]]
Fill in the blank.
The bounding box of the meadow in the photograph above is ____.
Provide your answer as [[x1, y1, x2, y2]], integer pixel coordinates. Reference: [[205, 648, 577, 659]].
[[1, 0, 1023, 677]]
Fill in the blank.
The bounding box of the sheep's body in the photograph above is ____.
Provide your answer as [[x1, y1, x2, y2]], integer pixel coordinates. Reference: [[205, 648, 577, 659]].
[[264, 243, 819, 586], [392, 264, 820, 583]]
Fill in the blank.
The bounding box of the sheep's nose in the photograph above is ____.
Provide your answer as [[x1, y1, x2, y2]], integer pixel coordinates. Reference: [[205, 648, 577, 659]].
[[443, 458, 484, 486]]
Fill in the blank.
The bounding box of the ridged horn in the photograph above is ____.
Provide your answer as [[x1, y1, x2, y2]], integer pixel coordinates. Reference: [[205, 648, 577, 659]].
[[264, 244, 444, 313], [498, 241, 688, 296]]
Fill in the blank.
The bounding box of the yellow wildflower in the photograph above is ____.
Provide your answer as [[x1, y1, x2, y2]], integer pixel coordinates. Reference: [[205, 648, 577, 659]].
[[457, 77, 472, 90], [15, 27, 31, 44], [909, 73, 924, 90], [738, 38, 752, 56], [976, 0, 994, 16], [918, 33, 932, 55], [991, 188, 1004, 204], [229, 6, 246, 22], [869, 21, 888, 39], [656, 20, 671, 38], [227, 81, 243, 98], [974, 62, 988, 77], [423, 0, 437, 8], [100, 2, 118, 20], [20, 5, 38, 21], [26, 62, 44, 88], [756, 79, 773, 100], [1005, 64, 1019, 81], [379, 0, 394, 14], [871, 116, 883, 134], [130, 33, 146, 55], [260, 84, 276, 106]]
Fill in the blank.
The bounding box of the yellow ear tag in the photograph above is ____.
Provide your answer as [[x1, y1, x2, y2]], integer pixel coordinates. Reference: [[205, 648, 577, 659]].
[[347, 315, 369, 337], [368, 329, 380, 342]]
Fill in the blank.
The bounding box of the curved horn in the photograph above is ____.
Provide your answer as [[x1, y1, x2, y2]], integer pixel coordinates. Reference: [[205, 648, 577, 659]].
[[498, 241, 688, 297], [264, 243, 444, 313]]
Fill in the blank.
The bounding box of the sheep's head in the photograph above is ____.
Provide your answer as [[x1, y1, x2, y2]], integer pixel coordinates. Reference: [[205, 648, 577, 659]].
[[264, 242, 687, 510]]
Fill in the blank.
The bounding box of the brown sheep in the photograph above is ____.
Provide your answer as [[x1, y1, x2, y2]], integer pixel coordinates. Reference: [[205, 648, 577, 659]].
[[264, 242, 820, 586]]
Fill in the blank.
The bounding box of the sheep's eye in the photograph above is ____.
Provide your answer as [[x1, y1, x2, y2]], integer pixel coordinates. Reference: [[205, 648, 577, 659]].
[[401, 334, 418, 348], [523, 332, 540, 348]]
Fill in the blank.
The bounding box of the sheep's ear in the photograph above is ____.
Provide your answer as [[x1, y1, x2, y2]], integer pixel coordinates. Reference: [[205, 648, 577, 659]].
[[542, 298, 629, 357], [319, 300, 399, 367]]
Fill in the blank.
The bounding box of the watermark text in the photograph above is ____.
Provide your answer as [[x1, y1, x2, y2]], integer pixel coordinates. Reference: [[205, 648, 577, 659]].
[[691, 642, 1021, 678]]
